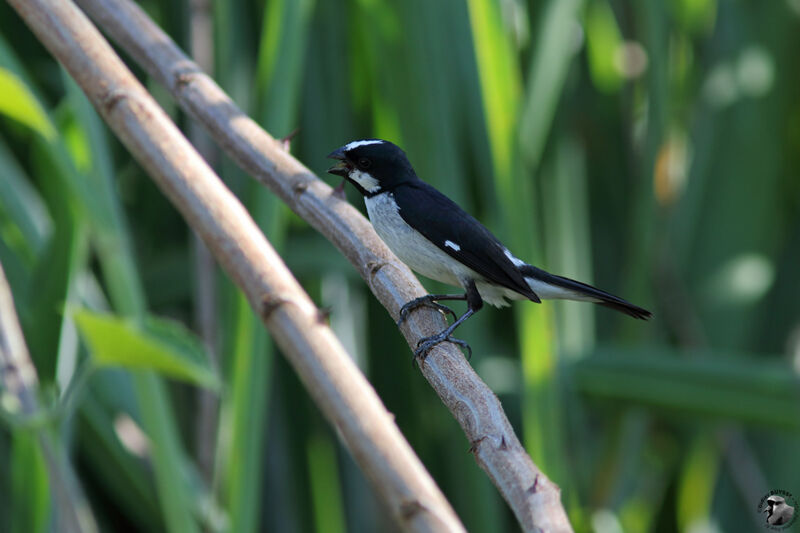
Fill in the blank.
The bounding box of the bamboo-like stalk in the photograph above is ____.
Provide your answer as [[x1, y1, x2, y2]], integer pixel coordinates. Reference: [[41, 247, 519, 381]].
[[69, 0, 574, 530], [6, 1, 465, 531]]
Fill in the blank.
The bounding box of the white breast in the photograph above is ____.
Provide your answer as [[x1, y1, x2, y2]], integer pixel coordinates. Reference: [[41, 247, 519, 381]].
[[365, 192, 532, 308], [365, 193, 468, 287]]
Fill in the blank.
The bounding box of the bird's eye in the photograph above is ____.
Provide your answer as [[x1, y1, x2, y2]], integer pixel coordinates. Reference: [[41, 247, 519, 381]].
[[357, 157, 372, 169]]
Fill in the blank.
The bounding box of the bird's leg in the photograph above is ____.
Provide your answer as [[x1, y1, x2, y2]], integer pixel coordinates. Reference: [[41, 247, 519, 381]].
[[414, 308, 475, 361], [397, 293, 465, 326], [413, 280, 483, 362]]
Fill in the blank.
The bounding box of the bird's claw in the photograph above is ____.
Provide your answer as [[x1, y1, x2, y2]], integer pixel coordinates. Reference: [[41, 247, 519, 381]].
[[413, 332, 472, 362], [397, 298, 457, 326]]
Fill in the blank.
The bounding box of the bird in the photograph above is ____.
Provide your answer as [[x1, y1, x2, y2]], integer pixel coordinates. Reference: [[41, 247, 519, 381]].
[[327, 139, 652, 359]]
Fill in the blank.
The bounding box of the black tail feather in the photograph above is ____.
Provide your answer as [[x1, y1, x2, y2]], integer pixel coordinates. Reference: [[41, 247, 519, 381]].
[[595, 299, 652, 320], [520, 265, 652, 320]]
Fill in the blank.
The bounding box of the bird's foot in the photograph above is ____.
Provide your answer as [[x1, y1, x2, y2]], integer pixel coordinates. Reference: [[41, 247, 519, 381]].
[[397, 296, 458, 326], [413, 331, 472, 362]]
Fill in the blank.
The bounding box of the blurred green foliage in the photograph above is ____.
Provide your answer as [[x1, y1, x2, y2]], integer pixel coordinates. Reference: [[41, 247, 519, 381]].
[[1, 0, 799, 532]]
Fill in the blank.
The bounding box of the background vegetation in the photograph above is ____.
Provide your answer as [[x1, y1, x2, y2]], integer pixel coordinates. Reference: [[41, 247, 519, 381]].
[[1, 0, 799, 531]]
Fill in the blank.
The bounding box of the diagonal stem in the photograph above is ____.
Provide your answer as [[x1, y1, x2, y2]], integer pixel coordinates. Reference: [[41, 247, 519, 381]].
[[61, 0, 574, 529], [6, 1, 466, 530]]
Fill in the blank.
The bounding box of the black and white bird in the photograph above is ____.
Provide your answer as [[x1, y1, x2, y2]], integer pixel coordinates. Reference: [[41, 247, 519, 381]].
[[327, 139, 651, 358]]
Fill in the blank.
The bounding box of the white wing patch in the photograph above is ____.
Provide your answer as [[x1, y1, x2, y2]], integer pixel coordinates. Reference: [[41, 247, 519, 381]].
[[444, 240, 461, 251], [344, 139, 384, 150], [503, 248, 527, 267]]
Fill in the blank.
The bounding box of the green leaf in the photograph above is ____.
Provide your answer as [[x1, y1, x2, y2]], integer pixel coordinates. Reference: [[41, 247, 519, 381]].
[[74, 310, 219, 390], [0, 68, 56, 140], [585, 0, 623, 93]]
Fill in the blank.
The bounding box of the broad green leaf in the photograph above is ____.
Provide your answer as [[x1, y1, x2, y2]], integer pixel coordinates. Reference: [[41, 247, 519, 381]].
[[74, 310, 219, 390]]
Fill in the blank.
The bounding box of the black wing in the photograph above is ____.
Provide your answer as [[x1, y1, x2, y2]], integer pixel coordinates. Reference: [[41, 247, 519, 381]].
[[392, 181, 540, 302]]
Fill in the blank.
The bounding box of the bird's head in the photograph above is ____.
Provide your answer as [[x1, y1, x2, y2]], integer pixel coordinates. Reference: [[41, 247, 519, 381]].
[[327, 139, 415, 196]]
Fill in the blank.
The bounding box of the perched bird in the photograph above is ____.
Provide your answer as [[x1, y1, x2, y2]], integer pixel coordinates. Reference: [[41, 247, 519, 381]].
[[327, 139, 651, 358]]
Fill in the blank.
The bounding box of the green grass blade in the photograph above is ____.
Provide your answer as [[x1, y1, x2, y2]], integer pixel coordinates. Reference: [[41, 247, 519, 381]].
[[584, 0, 623, 93], [63, 75, 146, 316], [619, 2, 666, 317], [465, 0, 521, 193], [77, 396, 161, 529], [216, 294, 271, 533], [212, 0, 312, 530], [518, 0, 584, 172], [24, 145, 88, 384], [0, 139, 51, 258], [676, 433, 719, 531], [133, 373, 199, 533], [542, 137, 596, 355], [255, 0, 315, 132], [10, 431, 50, 533], [573, 349, 800, 428], [307, 432, 347, 533]]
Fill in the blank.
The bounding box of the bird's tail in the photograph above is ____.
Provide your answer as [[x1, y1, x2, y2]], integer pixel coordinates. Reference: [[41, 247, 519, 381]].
[[520, 265, 652, 320]]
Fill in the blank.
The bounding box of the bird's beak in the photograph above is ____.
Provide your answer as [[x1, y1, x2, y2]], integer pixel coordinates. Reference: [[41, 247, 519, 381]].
[[326, 147, 351, 177]]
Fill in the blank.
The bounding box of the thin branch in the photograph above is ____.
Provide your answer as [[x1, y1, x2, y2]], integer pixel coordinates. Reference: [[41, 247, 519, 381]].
[[0, 262, 97, 533], [0, 269, 39, 419], [70, 0, 574, 530], [7, 1, 465, 531]]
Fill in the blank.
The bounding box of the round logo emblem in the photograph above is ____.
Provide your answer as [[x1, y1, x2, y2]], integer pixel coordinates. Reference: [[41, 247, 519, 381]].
[[757, 490, 797, 530]]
